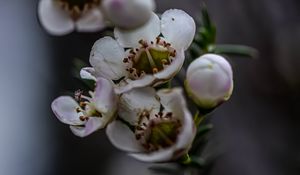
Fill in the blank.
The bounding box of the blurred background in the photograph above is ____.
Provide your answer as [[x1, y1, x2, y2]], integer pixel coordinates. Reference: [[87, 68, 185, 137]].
[[0, 0, 299, 174]]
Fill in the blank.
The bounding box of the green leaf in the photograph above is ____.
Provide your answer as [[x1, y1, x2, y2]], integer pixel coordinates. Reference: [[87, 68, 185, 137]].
[[212, 44, 259, 58], [72, 58, 96, 90], [189, 156, 206, 168], [179, 154, 206, 169], [196, 124, 213, 138]]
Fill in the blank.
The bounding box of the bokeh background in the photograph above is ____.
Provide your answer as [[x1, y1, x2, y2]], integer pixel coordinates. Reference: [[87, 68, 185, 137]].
[[0, 0, 299, 175]]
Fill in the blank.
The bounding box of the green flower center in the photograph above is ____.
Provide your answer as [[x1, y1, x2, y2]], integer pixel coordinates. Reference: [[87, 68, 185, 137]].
[[55, 0, 101, 20], [123, 37, 176, 79], [134, 111, 182, 151]]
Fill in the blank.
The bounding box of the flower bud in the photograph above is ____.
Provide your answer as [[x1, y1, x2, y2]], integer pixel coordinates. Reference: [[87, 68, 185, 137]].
[[185, 54, 233, 109], [102, 0, 155, 29]]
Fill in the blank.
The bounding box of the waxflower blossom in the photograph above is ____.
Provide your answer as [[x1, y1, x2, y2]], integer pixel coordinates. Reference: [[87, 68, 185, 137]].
[[185, 54, 234, 109], [38, 0, 155, 35], [102, 0, 155, 29], [80, 9, 196, 94], [38, 0, 106, 35], [51, 77, 117, 137], [106, 87, 196, 162]]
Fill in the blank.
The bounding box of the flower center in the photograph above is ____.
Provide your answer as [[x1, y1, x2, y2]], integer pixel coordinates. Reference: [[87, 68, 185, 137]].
[[123, 37, 176, 79], [55, 0, 101, 20], [134, 111, 182, 151], [74, 90, 102, 121]]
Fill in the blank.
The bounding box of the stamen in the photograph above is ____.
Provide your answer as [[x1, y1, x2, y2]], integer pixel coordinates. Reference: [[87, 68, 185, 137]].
[[79, 115, 89, 121], [123, 58, 129, 63], [156, 37, 161, 44], [139, 40, 148, 48], [56, 0, 101, 20], [76, 107, 82, 113], [74, 89, 83, 101], [135, 134, 142, 140], [152, 68, 158, 74], [124, 37, 177, 79]]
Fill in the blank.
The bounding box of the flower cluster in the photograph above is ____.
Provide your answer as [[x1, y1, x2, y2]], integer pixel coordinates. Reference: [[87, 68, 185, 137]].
[[48, 1, 237, 164]]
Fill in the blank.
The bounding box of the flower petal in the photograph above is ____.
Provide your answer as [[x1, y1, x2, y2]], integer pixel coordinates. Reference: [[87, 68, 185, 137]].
[[80, 67, 97, 80], [114, 12, 160, 48], [114, 75, 156, 94], [93, 77, 117, 123], [70, 117, 103, 137], [161, 9, 196, 50], [118, 87, 160, 125], [157, 88, 196, 158], [38, 0, 75, 35], [106, 120, 144, 152], [154, 48, 185, 80], [129, 148, 174, 162], [51, 96, 84, 125], [157, 88, 185, 116], [102, 0, 155, 29], [75, 8, 106, 32], [90, 36, 128, 80], [175, 108, 195, 151]]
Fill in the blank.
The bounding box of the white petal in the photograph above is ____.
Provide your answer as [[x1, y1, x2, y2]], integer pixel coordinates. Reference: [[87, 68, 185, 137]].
[[157, 88, 195, 158], [114, 12, 160, 48], [75, 8, 106, 32], [102, 0, 155, 29], [70, 117, 103, 137], [129, 148, 174, 162], [114, 75, 156, 94], [93, 77, 117, 120], [90, 36, 128, 80], [161, 9, 196, 50], [38, 0, 74, 35], [106, 120, 143, 152], [118, 87, 160, 125], [51, 96, 84, 125], [154, 48, 185, 80], [80, 67, 97, 80], [157, 88, 185, 117], [175, 108, 195, 151]]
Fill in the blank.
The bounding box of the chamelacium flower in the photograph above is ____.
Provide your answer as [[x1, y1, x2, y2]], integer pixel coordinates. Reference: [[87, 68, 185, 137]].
[[106, 87, 196, 162], [185, 54, 234, 109], [102, 0, 155, 29], [80, 9, 196, 94], [38, 0, 155, 35], [51, 77, 117, 137]]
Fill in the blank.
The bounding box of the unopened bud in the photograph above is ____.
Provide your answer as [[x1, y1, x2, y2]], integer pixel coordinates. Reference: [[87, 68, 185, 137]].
[[102, 0, 155, 29], [185, 54, 233, 109]]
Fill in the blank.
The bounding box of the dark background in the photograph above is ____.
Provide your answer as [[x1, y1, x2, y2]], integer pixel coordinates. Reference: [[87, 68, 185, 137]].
[[0, 0, 299, 175]]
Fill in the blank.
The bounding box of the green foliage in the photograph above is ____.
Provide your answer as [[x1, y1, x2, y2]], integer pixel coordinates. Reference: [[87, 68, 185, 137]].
[[190, 3, 258, 59]]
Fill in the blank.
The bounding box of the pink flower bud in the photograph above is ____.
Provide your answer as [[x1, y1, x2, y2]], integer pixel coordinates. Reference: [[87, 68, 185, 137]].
[[102, 0, 155, 29], [185, 54, 233, 109]]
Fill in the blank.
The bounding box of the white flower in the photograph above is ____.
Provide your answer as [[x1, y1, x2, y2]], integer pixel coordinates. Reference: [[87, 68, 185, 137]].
[[51, 77, 117, 137], [38, 0, 156, 35], [106, 87, 196, 162], [81, 9, 196, 94], [102, 0, 155, 29], [38, 0, 106, 35], [185, 54, 234, 109]]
